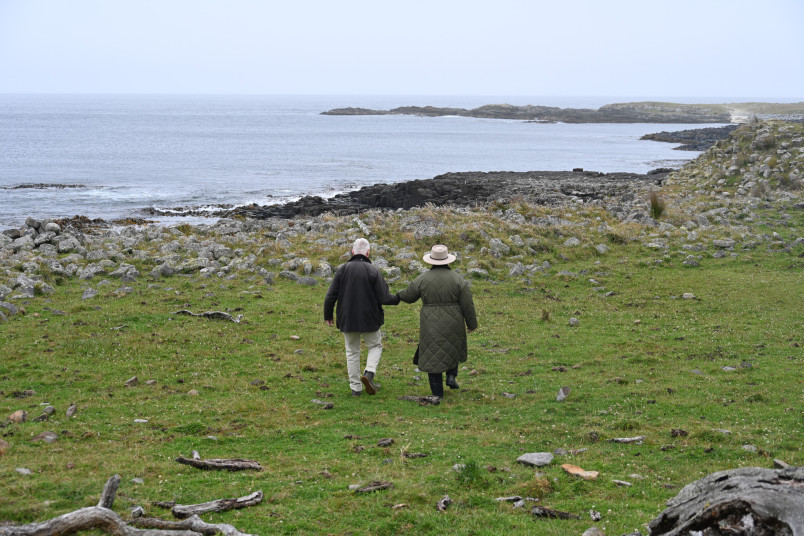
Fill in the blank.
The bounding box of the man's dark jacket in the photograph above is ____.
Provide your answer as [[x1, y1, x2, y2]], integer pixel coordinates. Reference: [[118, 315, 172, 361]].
[[324, 254, 399, 332]]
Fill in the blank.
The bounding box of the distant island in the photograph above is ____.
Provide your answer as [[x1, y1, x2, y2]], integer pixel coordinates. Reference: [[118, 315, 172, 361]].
[[322, 101, 804, 124]]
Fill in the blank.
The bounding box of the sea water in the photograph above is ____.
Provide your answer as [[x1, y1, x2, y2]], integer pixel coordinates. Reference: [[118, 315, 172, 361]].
[[0, 94, 718, 227]]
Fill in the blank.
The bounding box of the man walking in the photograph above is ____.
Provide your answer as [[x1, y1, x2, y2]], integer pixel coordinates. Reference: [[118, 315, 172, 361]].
[[324, 238, 399, 396]]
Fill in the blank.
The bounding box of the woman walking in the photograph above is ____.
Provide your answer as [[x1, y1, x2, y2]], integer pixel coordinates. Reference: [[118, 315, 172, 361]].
[[397, 245, 477, 398]]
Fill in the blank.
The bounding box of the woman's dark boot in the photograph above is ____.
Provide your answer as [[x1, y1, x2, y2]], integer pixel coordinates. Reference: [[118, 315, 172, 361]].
[[446, 374, 459, 389]]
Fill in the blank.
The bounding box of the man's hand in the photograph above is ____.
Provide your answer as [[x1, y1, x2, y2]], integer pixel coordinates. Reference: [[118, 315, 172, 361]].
[[326, 319, 334, 327]]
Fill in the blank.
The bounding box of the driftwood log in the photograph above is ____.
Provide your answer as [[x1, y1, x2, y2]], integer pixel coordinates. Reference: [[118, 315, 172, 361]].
[[170, 491, 264, 519], [172, 310, 242, 323], [648, 466, 804, 536], [175, 457, 262, 472], [0, 475, 259, 536], [130, 515, 252, 536]]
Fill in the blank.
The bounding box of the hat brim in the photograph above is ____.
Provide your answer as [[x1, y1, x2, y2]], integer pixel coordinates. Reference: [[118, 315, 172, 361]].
[[423, 253, 456, 265]]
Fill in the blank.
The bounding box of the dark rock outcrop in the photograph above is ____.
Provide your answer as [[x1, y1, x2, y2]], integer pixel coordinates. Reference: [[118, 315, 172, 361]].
[[227, 169, 669, 220], [641, 125, 740, 151]]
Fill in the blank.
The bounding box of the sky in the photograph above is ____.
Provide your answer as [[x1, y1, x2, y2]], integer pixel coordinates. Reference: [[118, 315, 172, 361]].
[[0, 0, 802, 99]]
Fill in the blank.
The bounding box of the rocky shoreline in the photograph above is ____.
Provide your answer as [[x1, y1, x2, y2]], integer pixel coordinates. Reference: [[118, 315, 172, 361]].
[[1, 120, 802, 313], [640, 125, 739, 151]]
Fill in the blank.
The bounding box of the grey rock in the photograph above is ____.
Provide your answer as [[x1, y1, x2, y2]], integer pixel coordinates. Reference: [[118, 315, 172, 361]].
[[81, 288, 98, 300], [556, 386, 571, 402], [712, 238, 736, 249], [488, 238, 510, 257], [595, 244, 609, 254], [563, 237, 581, 247], [297, 276, 318, 286], [0, 301, 19, 316], [569, 317, 580, 327], [516, 452, 554, 467]]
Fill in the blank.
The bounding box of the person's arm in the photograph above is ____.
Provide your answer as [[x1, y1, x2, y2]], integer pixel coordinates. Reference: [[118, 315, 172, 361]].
[[396, 278, 421, 304], [459, 282, 478, 332], [373, 271, 400, 306], [323, 270, 341, 325]]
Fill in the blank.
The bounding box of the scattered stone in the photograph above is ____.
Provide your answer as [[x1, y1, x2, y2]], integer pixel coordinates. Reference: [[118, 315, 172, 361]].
[[0, 439, 9, 456], [670, 429, 688, 438], [516, 452, 554, 467], [774, 459, 791, 469], [681, 292, 695, 300], [613, 479, 633, 487], [8, 410, 27, 423], [436, 495, 452, 512], [582, 528, 605, 536], [377, 438, 394, 447], [742, 444, 758, 453], [81, 288, 98, 300], [131, 478, 145, 485], [531, 505, 580, 519], [568, 317, 580, 327], [125, 376, 139, 387], [134, 419, 148, 423], [561, 463, 599, 480], [589, 509, 602, 521], [556, 386, 571, 402], [355, 481, 394, 493], [15, 468, 32, 475], [31, 431, 58, 443]]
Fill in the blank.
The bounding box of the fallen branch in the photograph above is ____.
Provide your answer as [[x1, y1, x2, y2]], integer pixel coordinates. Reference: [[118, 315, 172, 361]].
[[608, 435, 646, 444], [0, 476, 258, 536], [170, 491, 264, 519], [354, 481, 394, 493], [175, 457, 262, 472], [172, 310, 242, 323], [130, 515, 256, 536], [0, 506, 200, 536], [398, 395, 441, 405], [531, 506, 580, 520]]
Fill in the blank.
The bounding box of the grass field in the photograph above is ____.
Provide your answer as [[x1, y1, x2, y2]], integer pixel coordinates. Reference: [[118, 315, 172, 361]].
[[2, 209, 801, 535]]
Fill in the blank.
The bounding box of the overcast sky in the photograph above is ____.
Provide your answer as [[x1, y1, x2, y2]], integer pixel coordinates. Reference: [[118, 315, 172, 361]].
[[1, 0, 802, 99]]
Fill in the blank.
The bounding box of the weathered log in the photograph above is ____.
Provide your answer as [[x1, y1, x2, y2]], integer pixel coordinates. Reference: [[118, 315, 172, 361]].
[[171, 491, 264, 519], [175, 457, 262, 472], [531, 506, 581, 519], [130, 515, 256, 536], [172, 310, 242, 323], [397, 395, 441, 405], [0, 506, 200, 536], [354, 481, 394, 493], [648, 466, 804, 536], [98, 474, 121, 509]]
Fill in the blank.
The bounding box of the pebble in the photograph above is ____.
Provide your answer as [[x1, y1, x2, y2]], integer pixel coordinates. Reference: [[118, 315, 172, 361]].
[[556, 386, 571, 402], [561, 463, 599, 480], [16, 468, 32, 475]]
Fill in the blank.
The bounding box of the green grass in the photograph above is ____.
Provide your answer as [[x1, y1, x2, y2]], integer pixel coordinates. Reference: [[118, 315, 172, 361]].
[[1, 220, 802, 535]]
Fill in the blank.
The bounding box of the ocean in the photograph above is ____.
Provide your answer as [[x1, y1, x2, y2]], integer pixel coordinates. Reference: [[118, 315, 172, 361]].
[[0, 94, 719, 228]]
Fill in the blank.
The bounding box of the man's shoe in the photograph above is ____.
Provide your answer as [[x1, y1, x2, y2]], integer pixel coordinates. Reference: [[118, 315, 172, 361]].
[[446, 375, 460, 389], [351, 389, 362, 397], [361, 371, 377, 395]]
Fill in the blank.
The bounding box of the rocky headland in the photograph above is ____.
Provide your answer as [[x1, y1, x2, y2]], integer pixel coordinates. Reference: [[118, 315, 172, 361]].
[[322, 101, 804, 124]]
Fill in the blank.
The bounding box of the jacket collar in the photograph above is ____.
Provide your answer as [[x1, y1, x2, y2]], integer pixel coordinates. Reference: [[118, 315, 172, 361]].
[[349, 254, 371, 263]]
